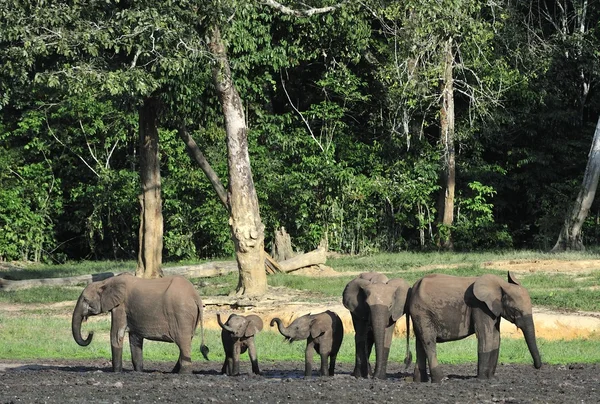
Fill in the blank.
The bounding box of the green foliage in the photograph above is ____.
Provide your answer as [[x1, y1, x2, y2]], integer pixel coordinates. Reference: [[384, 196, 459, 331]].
[[453, 181, 513, 250], [1, 0, 600, 261]]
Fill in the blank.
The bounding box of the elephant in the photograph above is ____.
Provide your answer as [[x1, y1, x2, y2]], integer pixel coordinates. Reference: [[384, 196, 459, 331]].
[[72, 273, 209, 373], [407, 271, 542, 383], [270, 310, 343, 377], [342, 272, 411, 379], [217, 313, 263, 376]]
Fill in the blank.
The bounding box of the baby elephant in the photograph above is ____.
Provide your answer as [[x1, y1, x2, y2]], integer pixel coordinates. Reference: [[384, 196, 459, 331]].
[[217, 313, 263, 376], [270, 310, 343, 377]]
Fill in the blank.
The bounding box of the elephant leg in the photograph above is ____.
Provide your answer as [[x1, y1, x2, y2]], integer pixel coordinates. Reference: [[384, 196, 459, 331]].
[[424, 340, 442, 383], [110, 310, 127, 372], [316, 339, 333, 377], [351, 314, 370, 378], [328, 352, 337, 376], [232, 342, 242, 376], [366, 329, 374, 376], [304, 341, 315, 378], [128, 333, 144, 372], [221, 357, 229, 375], [476, 319, 501, 379], [413, 334, 429, 382], [174, 339, 193, 374], [247, 341, 261, 375]]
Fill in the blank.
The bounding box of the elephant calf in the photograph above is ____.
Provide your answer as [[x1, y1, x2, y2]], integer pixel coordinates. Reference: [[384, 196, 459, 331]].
[[408, 271, 542, 383], [270, 310, 343, 377], [217, 313, 263, 376], [72, 273, 209, 373]]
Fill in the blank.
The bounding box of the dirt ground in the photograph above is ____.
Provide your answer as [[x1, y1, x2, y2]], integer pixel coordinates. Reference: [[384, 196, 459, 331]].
[[1, 258, 599, 403], [0, 360, 598, 403]]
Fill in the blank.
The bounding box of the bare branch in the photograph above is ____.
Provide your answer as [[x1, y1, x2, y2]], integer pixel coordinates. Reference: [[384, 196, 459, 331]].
[[280, 71, 325, 152], [46, 118, 100, 178], [262, 0, 350, 17]]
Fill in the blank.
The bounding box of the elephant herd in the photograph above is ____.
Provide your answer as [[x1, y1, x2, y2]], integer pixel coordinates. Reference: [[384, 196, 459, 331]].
[[72, 271, 542, 382]]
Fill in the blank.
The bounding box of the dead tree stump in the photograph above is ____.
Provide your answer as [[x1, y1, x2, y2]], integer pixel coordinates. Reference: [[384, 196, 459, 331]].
[[272, 227, 294, 262]]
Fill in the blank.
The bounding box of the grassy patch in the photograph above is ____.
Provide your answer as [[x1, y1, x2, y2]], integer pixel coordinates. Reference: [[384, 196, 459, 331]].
[[0, 287, 82, 304], [1, 315, 598, 365]]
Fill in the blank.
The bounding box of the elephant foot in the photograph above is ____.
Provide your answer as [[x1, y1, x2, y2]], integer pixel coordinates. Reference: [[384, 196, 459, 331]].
[[413, 369, 428, 383], [430, 367, 444, 383]]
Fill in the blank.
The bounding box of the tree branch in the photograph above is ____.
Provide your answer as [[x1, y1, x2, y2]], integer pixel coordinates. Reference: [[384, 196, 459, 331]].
[[261, 0, 350, 17]]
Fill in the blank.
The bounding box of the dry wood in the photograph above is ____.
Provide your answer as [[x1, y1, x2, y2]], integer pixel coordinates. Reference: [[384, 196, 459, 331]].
[[278, 247, 327, 273], [272, 227, 294, 261], [264, 253, 283, 274], [0, 272, 116, 291], [0, 249, 326, 291]]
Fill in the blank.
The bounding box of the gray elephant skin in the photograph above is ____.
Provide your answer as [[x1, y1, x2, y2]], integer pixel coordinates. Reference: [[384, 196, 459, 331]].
[[408, 271, 542, 383], [270, 310, 343, 377], [72, 273, 209, 373], [217, 313, 263, 376], [342, 272, 411, 379]]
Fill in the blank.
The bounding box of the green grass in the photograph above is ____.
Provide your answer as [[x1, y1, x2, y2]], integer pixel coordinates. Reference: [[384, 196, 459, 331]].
[[1, 314, 598, 365]]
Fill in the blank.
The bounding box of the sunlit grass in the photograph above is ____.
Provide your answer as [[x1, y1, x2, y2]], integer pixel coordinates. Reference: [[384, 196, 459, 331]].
[[1, 314, 598, 365], [1, 251, 600, 366]]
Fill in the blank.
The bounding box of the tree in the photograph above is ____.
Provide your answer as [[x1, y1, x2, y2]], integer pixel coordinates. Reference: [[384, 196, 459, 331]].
[[552, 116, 600, 251], [206, 23, 267, 296], [136, 97, 164, 278]]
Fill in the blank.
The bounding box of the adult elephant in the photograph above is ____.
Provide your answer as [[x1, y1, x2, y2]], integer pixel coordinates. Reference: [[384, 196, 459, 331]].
[[72, 273, 209, 373], [342, 272, 411, 379], [408, 271, 542, 383]]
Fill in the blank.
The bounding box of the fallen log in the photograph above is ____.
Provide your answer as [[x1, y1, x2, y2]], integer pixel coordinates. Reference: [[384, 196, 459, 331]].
[[0, 248, 327, 291], [0, 272, 116, 292], [278, 247, 327, 273], [162, 261, 238, 277]]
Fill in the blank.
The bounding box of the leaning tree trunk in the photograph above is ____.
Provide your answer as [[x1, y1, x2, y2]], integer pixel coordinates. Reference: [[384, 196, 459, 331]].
[[552, 116, 600, 252], [436, 36, 456, 251], [136, 97, 164, 279], [208, 25, 267, 297]]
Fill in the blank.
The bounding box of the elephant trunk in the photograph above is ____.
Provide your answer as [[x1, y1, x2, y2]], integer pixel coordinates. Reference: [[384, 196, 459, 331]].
[[520, 315, 542, 369], [72, 295, 93, 346], [217, 313, 234, 333], [270, 318, 293, 341], [370, 305, 391, 379]]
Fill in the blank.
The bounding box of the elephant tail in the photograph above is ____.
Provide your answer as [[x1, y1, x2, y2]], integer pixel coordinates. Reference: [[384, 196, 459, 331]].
[[196, 299, 210, 361], [403, 290, 412, 369]]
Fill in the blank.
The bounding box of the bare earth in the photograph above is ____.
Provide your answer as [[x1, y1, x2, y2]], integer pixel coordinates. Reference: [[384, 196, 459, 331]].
[[1, 259, 599, 403]]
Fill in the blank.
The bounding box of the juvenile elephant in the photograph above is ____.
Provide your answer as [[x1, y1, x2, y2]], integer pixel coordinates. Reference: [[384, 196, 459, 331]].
[[217, 313, 263, 376], [72, 273, 209, 373], [408, 271, 542, 383], [270, 310, 343, 377], [342, 272, 411, 379]]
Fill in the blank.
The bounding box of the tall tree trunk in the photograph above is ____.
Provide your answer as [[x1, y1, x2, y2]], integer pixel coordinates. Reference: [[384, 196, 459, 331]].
[[436, 37, 456, 250], [136, 97, 164, 279], [208, 25, 267, 297], [552, 116, 600, 252]]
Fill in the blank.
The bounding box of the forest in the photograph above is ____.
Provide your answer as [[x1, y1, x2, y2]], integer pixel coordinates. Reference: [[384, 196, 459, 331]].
[[1, 0, 599, 266]]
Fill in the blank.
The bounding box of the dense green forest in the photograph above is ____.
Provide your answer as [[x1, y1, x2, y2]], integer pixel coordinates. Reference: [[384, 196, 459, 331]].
[[1, 0, 599, 264]]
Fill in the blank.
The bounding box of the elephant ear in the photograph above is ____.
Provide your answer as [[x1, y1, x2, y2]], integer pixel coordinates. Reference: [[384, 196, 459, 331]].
[[387, 279, 410, 322], [342, 278, 371, 312], [245, 315, 264, 337], [309, 317, 327, 339], [100, 277, 127, 312], [473, 275, 503, 317], [507, 271, 521, 286]]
